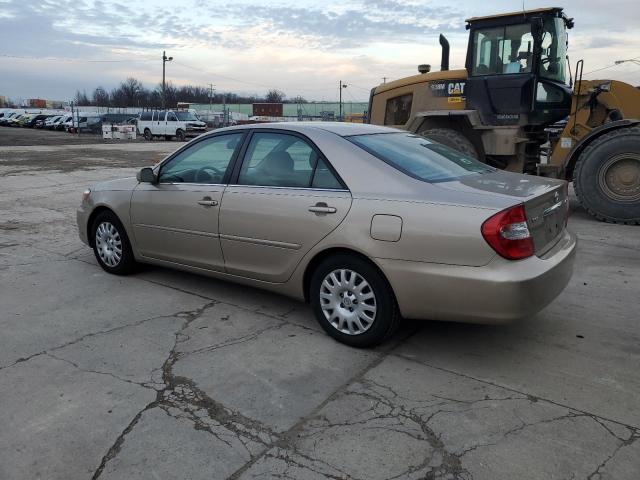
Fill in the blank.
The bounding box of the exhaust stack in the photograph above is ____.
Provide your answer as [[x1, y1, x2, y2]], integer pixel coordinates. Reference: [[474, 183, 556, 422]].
[[439, 34, 450, 71]]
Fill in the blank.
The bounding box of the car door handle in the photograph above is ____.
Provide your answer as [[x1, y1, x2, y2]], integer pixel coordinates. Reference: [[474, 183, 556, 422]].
[[197, 198, 218, 207], [308, 204, 336, 214]]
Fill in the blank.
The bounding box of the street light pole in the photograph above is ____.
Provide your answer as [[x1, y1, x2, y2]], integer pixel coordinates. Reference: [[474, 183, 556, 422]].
[[614, 59, 640, 66], [339, 81, 348, 121], [162, 50, 173, 109]]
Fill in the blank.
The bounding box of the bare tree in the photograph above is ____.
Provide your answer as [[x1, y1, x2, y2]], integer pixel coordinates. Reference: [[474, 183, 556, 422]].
[[74, 90, 90, 105], [92, 87, 109, 106], [265, 89, 286, 103]]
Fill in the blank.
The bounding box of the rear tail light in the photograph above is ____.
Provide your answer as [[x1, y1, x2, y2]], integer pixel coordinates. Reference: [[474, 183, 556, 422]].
[[481, 204, 534, 260]]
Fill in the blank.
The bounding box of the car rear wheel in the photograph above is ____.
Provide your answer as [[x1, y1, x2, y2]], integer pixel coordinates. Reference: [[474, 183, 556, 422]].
[[310, 254, 400, 348], [144, 128, 152, 141], [91, 211, 135, 275]]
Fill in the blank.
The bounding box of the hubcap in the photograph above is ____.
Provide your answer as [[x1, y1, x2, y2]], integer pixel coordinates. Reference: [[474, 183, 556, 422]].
[[598, 153, 640, 202], [95, 222, 123, 267], [319, 269, 377, 335]]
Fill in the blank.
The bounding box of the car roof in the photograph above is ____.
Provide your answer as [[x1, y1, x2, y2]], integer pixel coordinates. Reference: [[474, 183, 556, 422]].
[[209, 122, 400, 137]]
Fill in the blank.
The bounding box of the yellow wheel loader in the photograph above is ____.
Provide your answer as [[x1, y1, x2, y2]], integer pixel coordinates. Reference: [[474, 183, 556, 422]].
[[368, 7, 640, 224]]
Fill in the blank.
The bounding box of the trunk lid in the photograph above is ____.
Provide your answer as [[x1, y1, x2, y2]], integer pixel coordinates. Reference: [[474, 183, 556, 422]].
[[524, 183, 569, 256]]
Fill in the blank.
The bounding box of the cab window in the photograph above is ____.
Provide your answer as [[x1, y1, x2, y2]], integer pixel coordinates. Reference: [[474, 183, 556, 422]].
[[158, 133, 243, 184], [472, 24, 534, 75], [384, 94, 413, 125]]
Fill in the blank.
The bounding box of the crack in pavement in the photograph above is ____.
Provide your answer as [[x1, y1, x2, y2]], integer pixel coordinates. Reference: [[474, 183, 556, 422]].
[[225, 326, 421, 480], [392, 352, 640, 432]]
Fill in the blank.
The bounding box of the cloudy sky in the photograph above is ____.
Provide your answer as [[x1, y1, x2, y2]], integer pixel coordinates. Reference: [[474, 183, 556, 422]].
[[0, 0, 639, 102]]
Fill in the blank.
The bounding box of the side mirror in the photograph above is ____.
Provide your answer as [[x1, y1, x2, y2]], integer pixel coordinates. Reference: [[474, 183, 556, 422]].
[[137, 167, 157, 183]]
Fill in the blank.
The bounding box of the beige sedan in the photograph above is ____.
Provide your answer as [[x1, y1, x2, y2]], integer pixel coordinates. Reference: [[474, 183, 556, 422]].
[[77, 122, 576, 347]]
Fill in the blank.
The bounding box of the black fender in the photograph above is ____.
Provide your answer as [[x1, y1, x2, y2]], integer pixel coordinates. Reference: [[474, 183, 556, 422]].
[[563, 119, 640, 180]]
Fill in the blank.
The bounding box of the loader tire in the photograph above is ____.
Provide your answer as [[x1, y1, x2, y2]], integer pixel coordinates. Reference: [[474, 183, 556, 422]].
[[574, 126, 640, 224], [419, 128, 479, 160]]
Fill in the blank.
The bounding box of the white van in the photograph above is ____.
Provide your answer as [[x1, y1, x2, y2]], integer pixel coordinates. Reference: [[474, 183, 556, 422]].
[[137, 110, 206, 141]]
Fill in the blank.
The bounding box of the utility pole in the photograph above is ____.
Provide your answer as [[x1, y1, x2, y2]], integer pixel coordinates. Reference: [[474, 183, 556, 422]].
[[339, 81, 348, 121], [222, 94, 227, 127], [382, 77, 388, 84], [162, 50, 173, 109], [208, 83, 215, 126]]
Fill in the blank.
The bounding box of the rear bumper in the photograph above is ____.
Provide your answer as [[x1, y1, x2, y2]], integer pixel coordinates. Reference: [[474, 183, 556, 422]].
[[377, 229, 577, 324]]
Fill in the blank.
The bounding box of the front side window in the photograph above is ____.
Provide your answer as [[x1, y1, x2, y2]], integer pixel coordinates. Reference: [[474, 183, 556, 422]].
[[237, 132, 343, 189], [472, 24, 534, 75], [159, 133, 243, 184], [349, 133, 493, 183], [384, 94, 413, 125], [167, 112, 178, 121]]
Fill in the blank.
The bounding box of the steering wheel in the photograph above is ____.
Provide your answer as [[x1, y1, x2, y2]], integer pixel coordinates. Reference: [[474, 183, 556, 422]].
[[195, 166, 223, 183]]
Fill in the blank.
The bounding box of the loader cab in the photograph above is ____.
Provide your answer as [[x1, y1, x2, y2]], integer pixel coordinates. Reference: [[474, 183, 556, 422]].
[[464, 7, 574, 127]]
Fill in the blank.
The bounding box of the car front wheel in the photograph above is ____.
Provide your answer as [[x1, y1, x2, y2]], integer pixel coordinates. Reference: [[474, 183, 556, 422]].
[[310, 254, 400, 348], [91, 211, 135, 275]]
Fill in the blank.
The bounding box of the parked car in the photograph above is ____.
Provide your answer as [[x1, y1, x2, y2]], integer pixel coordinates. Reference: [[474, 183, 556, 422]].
[[137, 110, 206, 141], [77, 123, 576, 347], [8, 114, 25, 126], [55, 115, 72, 131], [0, 112, 18, 125], [44, 115, 63, 129], [66, 115, 101, 133], [24, 114, 52, 128]]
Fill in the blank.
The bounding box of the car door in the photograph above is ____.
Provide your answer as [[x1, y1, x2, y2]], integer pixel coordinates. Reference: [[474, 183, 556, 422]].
[[219, 130, 352, 282], [130, 132, 245, 271], [152, 110, 165, 135], [166, 111, 178, 136]]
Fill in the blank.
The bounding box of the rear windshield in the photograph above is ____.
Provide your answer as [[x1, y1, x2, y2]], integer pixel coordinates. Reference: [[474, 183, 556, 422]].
[[348, 132, 493, 183]]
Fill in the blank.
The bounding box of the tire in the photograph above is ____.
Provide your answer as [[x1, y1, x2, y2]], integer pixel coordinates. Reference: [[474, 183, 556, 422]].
[[574, 126, 640, 224], [309, 254, 401, 348], [91, 211, 136, 275], [176, 129, 186, 142], [420, 127, 479, 159], [144, 128, 152, 141]]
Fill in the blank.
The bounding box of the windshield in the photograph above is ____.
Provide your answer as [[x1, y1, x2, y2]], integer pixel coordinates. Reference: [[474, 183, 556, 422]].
[[176, 111, 199, 121], [348, 133, 494, 183], [539, 17, 567, 83]]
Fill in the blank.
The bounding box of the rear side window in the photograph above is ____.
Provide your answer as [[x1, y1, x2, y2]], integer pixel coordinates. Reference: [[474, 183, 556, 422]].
[[384, 94, 412, 126], [349, 132, 493, 183], [237, 132, 344, 189], [238, 133, 315, 188]]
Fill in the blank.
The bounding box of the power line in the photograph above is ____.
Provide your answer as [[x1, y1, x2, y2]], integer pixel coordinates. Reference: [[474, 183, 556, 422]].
[[0, 53, 156, 63], [172, 60, 279, 90], [584, 57, 640, 75]]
